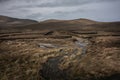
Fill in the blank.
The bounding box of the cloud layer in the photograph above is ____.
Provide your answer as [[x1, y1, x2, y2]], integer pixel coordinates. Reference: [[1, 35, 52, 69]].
[[0, 0, 120, 21]]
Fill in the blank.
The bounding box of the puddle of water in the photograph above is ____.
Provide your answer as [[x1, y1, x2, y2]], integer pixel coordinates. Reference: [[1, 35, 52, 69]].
[[75, 40, 88, 55], [38, 43, 57, 48], [39, 40, 89, 80]]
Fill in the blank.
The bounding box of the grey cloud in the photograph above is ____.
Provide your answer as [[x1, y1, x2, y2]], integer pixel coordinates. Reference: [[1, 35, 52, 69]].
[[0, 0, 120, 21], [1, 0, 119, 8], [6, 0, 119, 11], [26, 13, 42, 20], [0, 0, 8, 2]]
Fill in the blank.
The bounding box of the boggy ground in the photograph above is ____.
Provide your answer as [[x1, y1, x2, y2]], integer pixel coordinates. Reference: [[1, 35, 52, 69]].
[[0, 29, 120, 80]]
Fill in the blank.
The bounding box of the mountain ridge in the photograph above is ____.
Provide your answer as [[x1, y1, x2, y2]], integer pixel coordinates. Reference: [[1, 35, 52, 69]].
[[0, 15, 38, 28], [0, 15, 120, 31]]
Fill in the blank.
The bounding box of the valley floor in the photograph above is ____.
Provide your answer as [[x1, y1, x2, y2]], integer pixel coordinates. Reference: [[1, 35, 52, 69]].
[[0, 30, 120, 80]]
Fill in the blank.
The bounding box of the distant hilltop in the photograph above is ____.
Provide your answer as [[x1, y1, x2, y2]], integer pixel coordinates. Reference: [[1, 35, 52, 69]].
[[0, 15, 120, 31], [0, 15, 38, 28], [41, 18, 97, 24]]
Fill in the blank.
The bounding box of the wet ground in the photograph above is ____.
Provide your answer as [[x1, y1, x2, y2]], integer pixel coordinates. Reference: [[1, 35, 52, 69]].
[[0, 30, 120, 80], [40, 39, 89, 80]]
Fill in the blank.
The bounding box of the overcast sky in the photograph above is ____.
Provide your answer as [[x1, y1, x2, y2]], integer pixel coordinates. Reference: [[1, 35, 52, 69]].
[[0, 0, 120, 21]]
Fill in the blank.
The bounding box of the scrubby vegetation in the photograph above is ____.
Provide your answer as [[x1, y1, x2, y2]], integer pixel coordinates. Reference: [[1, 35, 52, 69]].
[[0, 16, 120, 80]]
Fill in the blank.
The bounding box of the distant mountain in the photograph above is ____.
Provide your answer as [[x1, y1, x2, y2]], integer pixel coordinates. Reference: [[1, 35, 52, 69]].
[[0, 15, 120, 31], [21, 18, 120, 31], [0, 15, 38, 29], [42, 18, 97, 23], [41, 19, 65, 23], [73, 18, 97, 24]]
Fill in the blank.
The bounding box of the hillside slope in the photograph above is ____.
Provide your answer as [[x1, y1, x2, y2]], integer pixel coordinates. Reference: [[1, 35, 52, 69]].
[[0, 15, 38, 29], [0, 15, 120, 80], [17, 18, 120, 31]]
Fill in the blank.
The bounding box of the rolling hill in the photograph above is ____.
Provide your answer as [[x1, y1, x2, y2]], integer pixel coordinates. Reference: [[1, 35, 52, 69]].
[[0, 15, 38, 29], [11, 18, 120, 32], [0, 15, 120, 32], [0, 15, 120, 80]]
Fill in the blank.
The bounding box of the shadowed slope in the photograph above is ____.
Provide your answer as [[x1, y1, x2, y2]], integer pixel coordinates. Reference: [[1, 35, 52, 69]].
[[0, 15, 38, 29]]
